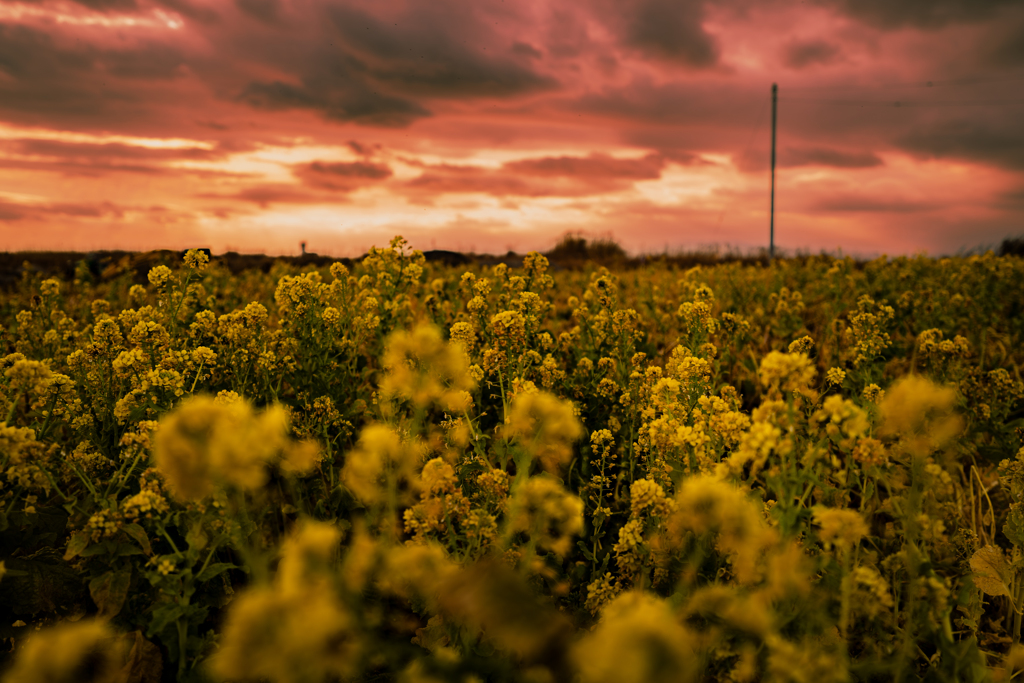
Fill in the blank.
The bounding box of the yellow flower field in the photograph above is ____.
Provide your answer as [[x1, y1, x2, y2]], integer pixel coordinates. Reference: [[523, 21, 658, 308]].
[[1, 237, 1023, 682]]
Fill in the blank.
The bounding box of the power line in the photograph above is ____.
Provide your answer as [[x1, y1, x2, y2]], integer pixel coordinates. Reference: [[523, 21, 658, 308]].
[[770, 83, 777, 263]]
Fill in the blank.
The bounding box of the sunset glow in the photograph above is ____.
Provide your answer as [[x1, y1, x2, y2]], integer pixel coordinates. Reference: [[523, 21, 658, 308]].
[[1, 0, 1022, 256]]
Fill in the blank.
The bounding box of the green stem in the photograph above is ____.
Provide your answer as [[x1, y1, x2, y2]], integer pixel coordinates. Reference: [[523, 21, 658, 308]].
[[1013, 547, 1023, 645], [839, 549, 853, 643], [160, 526, 183, 556], [196, 542, 220, 582], [68, 461, 100, 499], [189, 359, 205, 395], [104, 449, 146, 500], [176, 618, 188, 679]]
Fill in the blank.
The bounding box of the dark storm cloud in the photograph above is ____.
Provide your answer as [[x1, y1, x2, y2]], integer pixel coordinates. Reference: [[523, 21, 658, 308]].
[[783, 40, 841, 69], [325, 4, 558, 98], [235, 0, 282, 25], [985, 16, 1024, 67], [511, 42, 543, 60], [820, 0, 1019, 30], [293, 160, 393, 191], [233, 0, 559, 127], [618, 0, 719, 67], [897, 118, 1024, 171], [0, 23, 199, 132], [566, 78, 754, 126], [782, 147, 884, 168], [236, 79, 432, 127], [2, 0, 556, 134]]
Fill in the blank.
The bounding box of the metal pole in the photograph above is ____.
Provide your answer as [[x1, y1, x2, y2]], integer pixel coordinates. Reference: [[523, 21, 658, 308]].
[[769, 83, 777, 263]]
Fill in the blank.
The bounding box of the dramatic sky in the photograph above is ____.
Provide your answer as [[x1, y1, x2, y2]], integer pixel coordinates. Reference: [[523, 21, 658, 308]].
[[1, 0, 1023, 256]]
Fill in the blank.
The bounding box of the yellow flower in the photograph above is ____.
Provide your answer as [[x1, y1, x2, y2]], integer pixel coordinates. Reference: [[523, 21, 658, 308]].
[[813, 395, 869, 444], [574, 591, 697, 683], [377, 541, 459, 605], [5, 359, 53, 398], [766, 636, 849, 683], [669, 476, 776, 584], [341, 424, 418, 505], [208, 585, 360, 683], [759, 351, 816, 396], [825, 367, 846, 386], [183, 248, 209, 271], [449, 321, 476, 351], [584, 572, 622, 615], [509, 476, 584, 557], [788, 335, 814, 354], [379, 323, 476, 411], [153, 395, 289, 501], [629, 478, 672, 518], [39, 278, 61, 298], [812, 506, 869, 551], [878, 375, 961, 456], [503, 390, 582, 474], [4, 620, 123, 683], [147, 264, 173, 288], [277, 520, 342, 597], [862, 383, 884, 404]]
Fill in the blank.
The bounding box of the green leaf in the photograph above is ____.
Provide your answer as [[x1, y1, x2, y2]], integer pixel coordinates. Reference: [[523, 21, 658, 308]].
[[89, 566, 132, 618], [63, 530, 90, 561], [195, 562, 236, 583], [576, 540, 595, 562], [122, 523, 152, 555], [969, 545, 1012, 599], [81, 542, 112, 558], [1005, 503, 1024, 547], [117, 543, 145, 557], [146, 602, 186, 638], [186, 523, 208, 552]]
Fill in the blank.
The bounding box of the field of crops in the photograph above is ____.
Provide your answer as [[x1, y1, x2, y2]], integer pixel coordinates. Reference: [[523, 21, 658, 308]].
[[1, 237, 1023, 683]]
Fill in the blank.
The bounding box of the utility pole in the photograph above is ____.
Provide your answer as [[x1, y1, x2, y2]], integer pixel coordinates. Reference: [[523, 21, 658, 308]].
[[769, 83, 777, 264]]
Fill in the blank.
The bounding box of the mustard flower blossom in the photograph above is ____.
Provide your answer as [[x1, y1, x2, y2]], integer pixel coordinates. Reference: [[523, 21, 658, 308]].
[[153, 395, 289, 501]]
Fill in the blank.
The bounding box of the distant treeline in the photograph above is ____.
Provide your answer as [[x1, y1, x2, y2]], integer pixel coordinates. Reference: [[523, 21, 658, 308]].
[[2, 234, 1022, 289]]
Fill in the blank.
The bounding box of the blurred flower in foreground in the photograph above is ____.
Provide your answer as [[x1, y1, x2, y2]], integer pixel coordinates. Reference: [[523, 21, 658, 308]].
[[878, 375, 961, 456], [209, 520, 360, 683], [3, 620, 123, 683], [341, 423, 422, 506], [503, 389, 582, 474], [509, 475, 584, 557], [153, 394, 291, 501], [379, 323, 476, 412], [574, 591, 697, 683]]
